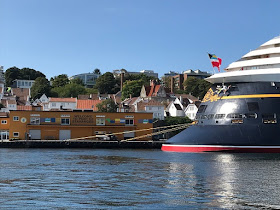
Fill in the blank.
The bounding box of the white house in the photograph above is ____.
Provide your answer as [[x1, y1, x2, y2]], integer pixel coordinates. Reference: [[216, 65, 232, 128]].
[[33, 94, 50, 110], [47, 97, 77, 110], [136, 99, 165, 120], [185, 104, 199, 120], [13, 79, 35, 89], [165, 98, 185, 117]]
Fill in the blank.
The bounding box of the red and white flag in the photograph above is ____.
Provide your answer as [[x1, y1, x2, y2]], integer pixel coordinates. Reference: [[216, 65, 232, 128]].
[[208, 53, 222, 72]]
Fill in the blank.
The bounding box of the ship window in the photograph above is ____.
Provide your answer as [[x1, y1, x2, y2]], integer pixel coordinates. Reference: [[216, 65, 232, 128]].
[[227, 113, 243, 119], [262, 113, 277, 124], [215, 114, 225, 119], [231, 119, 243, 124], [201, 115, 208, 119], [197, 105, 207, 113], [245, 113, 257, 118], [247, 102, 259, 111], [230, 86, 239, 91], [207, 114, 214, 119]]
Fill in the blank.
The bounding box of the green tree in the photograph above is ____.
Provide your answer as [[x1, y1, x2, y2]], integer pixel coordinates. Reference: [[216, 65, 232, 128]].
[[121, 80, 143, 100], [70, 77, 84, 86], [93, 68, 101, 75], [85, 88, 98, 94], [183, 77, 211, 99], [95, 72, 116, 94], [52, 83, 86, 98], [183, 77, 200, 97], [50, 74, 69, 88], [20, 67, 46, 80], [96, 99, 118, 112], [5, 66, 20, 87], [161, 76, 171, 89], [5, 66, 46, 87], [198, 79, 212, 99], [125, 74, 156, 86], [31, 77, 51, 99]]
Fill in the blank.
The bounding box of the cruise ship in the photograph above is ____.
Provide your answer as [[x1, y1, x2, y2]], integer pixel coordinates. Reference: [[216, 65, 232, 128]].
[[162, 36, 280, 152]]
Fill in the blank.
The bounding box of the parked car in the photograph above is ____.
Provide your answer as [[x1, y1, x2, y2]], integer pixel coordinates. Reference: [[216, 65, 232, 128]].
[[96, 134, 118, 141]]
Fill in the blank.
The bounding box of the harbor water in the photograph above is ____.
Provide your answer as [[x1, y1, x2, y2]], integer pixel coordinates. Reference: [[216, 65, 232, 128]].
[[0, 149, 280, 209]]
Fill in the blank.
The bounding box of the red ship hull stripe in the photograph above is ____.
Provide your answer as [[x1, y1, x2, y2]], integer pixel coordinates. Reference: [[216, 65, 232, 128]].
[[161, 144, 280, 153]]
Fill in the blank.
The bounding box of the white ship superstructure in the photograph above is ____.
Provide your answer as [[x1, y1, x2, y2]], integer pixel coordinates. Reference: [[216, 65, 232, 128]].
[[225, 36, 280, 72], [206, 36, 280, 84]]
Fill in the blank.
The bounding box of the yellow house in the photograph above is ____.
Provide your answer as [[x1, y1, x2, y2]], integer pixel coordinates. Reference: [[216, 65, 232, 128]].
[[9, 110, 153, 141], [0, 113, 10, 140]]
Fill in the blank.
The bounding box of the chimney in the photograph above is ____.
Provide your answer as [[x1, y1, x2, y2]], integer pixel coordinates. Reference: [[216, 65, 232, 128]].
[[170, 77, 174, 93], [120, 72, 124, 91]]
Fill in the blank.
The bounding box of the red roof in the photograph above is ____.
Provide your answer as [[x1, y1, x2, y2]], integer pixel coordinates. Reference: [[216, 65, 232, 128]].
[[49, 97, 77, 102], [147, 85, 162, 97], [17, 105, 32, 110], [137, 100, 164, 111], [77, 100, 101, 111]]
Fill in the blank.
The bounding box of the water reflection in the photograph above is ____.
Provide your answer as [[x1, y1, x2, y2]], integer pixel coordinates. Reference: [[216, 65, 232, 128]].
[[1, 149, 280, 209], [164, 153, 280, 209]]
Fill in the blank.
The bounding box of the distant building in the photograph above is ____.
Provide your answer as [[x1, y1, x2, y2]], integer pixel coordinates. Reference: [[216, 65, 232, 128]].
[[140, 80, 168, 99], [12, 79, 35, 89], [163, 71, 179, 77], [70, 72, 100, 88], [171, 69, 211, 92], [182, 69, 211, 79], [113, 69, 158, 78], [47, 97, 77, 111], [136, 100, 165, 120]]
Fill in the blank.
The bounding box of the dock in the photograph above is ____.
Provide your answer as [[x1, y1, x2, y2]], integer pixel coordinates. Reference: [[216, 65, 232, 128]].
[[0, 140, 166, 149]]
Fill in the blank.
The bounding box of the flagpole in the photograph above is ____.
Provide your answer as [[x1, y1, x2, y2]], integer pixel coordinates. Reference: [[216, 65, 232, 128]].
[[212, 67, 215, 75]]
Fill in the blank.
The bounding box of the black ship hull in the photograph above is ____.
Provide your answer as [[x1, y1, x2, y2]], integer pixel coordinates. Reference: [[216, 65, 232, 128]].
[[162, 82, 280, 153]]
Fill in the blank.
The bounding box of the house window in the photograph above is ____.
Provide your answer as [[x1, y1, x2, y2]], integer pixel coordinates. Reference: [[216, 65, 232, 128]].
[[125, 119, 134, 126], [13, 132, 19, 137], [30, 117, 40, 125], [61, 118, 70, 125], [1, 120, 7, 124], [96, 118, 105, 125], [13, 116, 19, 121], [52, 103, 56, 107]]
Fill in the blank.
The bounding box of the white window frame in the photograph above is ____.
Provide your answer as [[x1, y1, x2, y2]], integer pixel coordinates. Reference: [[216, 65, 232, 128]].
[[1, 120, 7, 124], [30, 117, 40, 125], [96, 118, 105, 126], [61, 118, 70, 125], [13, 116, 19, 121], [13, 132, 19, 137]]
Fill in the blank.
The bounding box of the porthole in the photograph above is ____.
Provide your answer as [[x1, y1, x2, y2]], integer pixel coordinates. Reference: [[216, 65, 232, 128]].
[[21, 117, 27, 123]]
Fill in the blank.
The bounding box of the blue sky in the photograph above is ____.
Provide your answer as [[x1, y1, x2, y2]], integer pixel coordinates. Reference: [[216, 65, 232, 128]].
[[1, 0, 279, 79]]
